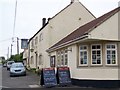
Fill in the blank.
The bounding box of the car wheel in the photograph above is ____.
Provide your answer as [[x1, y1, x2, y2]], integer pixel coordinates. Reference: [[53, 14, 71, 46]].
[[24, 73, 26, 76]]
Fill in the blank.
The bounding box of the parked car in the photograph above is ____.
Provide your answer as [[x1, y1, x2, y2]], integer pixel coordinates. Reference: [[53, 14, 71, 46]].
[[10, 62, 26, 77], [7, 61, 15, 70], [3, 63, 7, 67]]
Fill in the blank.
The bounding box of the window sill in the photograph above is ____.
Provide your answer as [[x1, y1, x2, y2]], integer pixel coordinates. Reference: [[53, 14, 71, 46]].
[[105, 64, 118, 67], [78, 65, 88, 67], [90, 64, 103, 67]]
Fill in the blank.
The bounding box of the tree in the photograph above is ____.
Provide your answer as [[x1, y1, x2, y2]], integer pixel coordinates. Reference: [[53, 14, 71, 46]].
[[8, 53, 23, 62], [0, 56, 6, 64], [0, 56, 5, 60]]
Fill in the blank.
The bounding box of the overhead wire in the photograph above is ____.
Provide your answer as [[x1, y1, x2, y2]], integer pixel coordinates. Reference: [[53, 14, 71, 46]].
[[0, 38, 12, 43]]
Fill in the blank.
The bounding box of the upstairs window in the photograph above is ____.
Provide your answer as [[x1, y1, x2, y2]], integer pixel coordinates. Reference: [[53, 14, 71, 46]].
[[35, 37, 38, 45], [31, 40, 34, 48], [39, 33, 43, 42], [106, 44, 117, 65]]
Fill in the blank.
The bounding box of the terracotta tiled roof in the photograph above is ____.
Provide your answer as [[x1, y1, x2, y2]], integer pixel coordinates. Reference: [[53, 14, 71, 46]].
[[48, 7, 120, 52]]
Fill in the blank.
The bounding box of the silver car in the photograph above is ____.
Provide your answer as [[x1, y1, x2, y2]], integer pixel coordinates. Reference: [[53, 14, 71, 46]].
[[7, 61, 15, 70], [10, 62, 26, 77]]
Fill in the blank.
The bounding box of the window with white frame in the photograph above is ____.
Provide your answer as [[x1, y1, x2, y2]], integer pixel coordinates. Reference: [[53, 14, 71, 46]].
[[61, 51, 64, 66], [79, 45, 88, 65], [57, 51, 61, 66], [106, 44, 117, 65], [31, 40, 34, 48], [64, 49, 68, 66], [91, 44, 102, 65], [35, 37, 38, 45], [50, 56, 55, 67], [56, 49, 68, 67]]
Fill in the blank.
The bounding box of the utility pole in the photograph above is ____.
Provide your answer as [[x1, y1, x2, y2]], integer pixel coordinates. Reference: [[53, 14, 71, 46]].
[[11, 44, 13, 56], [17, 37, 19, 54], [7, 47, 9, 59]]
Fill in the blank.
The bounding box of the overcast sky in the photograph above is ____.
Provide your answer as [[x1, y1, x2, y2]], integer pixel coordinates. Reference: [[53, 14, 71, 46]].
[[0, 0, 119, 59]]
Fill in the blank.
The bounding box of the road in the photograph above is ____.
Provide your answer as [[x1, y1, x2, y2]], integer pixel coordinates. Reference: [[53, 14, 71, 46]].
[[2, 67, 41, 88]]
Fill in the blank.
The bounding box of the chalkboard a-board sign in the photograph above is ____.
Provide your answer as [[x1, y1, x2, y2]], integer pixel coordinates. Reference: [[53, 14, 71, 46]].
[[57, 67, 72, 86], [40, 68, 57, 87]]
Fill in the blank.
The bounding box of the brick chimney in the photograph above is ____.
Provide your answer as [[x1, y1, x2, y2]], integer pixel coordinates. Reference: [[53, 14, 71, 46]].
[[42, 18, 46, 26], [71, 0, 79, 3]]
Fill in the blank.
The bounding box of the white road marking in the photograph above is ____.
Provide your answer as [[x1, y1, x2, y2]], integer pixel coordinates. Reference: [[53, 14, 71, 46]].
[[0, 86, 11, 88], [28, 85, 40, 88]]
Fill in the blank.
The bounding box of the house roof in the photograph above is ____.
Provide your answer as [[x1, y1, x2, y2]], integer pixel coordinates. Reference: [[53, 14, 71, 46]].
[[28, 1, 95, 44], [28, 3, 73, 44], [47, 7, 120, 52]]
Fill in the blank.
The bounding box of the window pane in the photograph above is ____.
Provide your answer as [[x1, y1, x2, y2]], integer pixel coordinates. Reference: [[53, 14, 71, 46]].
[[84, 52, 87, 55], [107, 60, 111, 64], [92, 46, 96, 49], [97, 45, 100, 49], [92, 55, 96, 59], [112, 45, 115, 49], [92, 51, 96, 54], [84, 56, 87, 59], [97, 51, 100, 54], [92, 60, 96, 64], [107, 45, 110, 49], [107, 55, 111, 60], [80, 46, 83, 50], [80, 52, 83, 56], [107, 50, 111, 54], [97, 60, 101, 64], [112, 60, 116, 64], [84, 46, 87, 49], [112, 51, 115, 54], [83, 59, 87, 64], [81, 58, 83, 64]]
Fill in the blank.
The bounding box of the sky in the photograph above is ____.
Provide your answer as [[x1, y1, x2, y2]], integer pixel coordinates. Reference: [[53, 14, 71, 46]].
[[0, 0, 120, 59]]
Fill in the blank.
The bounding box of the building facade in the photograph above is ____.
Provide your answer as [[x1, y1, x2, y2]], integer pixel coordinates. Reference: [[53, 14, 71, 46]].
[[47, 7, 120, 88], [27, 0, 95, 69]]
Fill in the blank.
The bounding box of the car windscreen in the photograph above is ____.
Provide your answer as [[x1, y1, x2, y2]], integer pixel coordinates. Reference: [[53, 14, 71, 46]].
[[8, 62, 14, 65], [11, 64, 24, 68]]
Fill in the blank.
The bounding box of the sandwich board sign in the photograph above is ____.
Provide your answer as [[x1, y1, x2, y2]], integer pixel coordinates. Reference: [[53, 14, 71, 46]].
[[40, 68, 57, 87], [57, 67, 72, 86]]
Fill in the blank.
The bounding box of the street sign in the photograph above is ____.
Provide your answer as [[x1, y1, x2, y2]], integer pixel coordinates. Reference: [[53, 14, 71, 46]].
[[21, 39, 28, 49]]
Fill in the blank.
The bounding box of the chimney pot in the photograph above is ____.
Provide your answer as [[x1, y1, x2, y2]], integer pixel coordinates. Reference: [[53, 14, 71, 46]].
[[42, 18, 46, 26], [48, 18, 51, 22]]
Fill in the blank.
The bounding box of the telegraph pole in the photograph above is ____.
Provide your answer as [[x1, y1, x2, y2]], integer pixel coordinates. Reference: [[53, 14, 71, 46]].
[[11, 44, 13, 56], [7, 47, 9, 59], [17, 37, 19, 54]]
